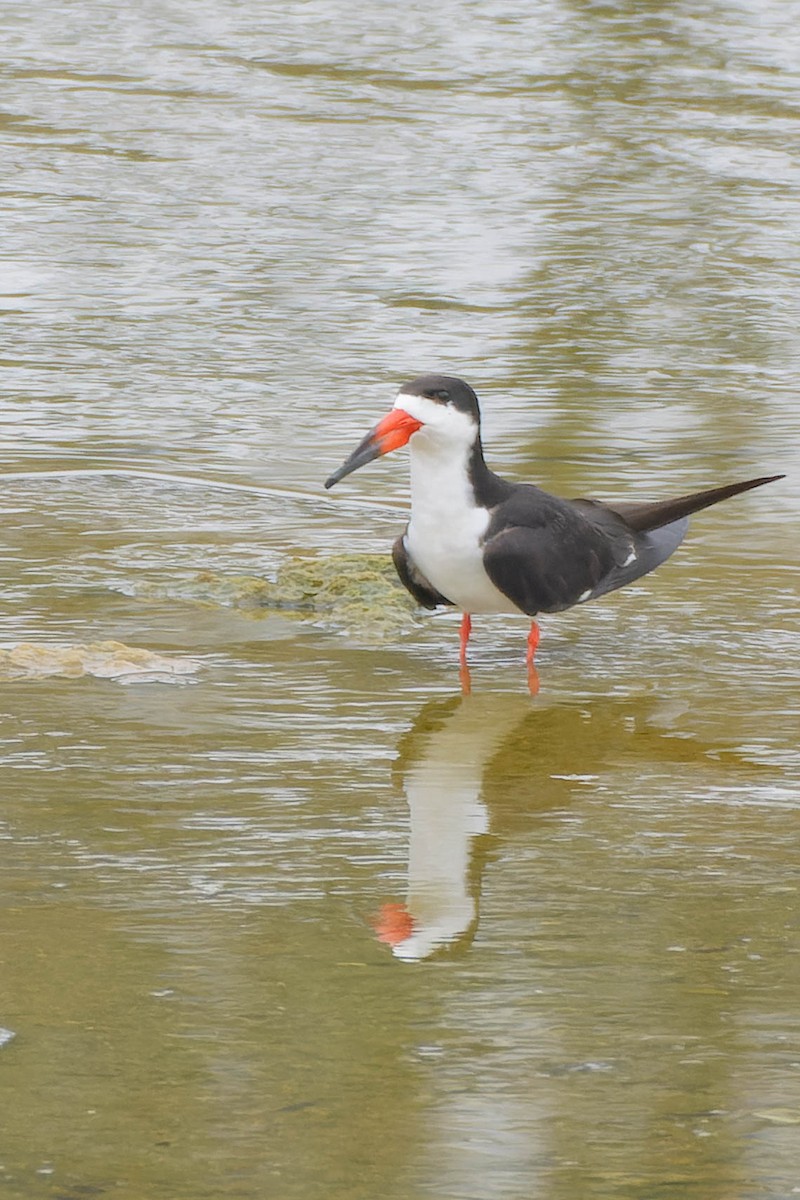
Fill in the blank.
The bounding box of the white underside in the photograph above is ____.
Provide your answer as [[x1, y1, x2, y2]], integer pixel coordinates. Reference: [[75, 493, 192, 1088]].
[[404, 427, 521, 615]]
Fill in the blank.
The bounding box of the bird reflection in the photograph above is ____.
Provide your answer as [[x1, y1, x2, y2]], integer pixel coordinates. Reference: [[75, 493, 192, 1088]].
[[458, 659, 539, 696], [376, 692, 551, 960], [375, 690, 755, 962], [375, 694, 503, 961]]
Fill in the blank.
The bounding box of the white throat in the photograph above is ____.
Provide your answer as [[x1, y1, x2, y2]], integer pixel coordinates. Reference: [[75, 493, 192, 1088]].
[[409, 428, 480, 533], [403, 426, 519, 615]]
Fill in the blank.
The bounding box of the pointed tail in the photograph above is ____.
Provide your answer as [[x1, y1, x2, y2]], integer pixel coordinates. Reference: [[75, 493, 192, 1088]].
[[609, 474, 784, 534]]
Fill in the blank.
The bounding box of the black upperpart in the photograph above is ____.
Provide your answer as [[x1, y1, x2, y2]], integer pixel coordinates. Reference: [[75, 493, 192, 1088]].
[[398, 374, 513, 507], [399, 374, 482, 420]]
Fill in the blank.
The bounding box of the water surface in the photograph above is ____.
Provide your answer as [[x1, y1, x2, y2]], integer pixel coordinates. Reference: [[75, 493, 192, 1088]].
[[2, 1, 799, 1198]]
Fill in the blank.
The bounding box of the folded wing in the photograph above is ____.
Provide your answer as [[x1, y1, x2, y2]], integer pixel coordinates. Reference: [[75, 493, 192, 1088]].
[[483, 476, 782, 617], [392, 531, 454, 610]]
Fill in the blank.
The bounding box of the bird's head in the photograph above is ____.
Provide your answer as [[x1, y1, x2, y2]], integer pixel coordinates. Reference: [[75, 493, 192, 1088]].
[[324, 374, 481, 489]]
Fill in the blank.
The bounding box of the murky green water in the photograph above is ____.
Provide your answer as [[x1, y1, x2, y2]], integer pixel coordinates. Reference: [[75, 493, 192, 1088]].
[[2, 1, 799, 1198]]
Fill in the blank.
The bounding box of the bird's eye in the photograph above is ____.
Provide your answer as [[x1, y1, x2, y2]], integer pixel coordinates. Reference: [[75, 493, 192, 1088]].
[[424, 388, 450, 403]]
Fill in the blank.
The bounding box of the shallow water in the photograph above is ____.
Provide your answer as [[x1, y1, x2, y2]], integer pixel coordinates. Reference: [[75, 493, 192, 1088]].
[[2, 1, 799, 1198]]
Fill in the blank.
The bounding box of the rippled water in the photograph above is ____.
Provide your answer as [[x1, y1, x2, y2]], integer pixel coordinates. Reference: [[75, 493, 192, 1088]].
[[2, 1, 799, 1198]]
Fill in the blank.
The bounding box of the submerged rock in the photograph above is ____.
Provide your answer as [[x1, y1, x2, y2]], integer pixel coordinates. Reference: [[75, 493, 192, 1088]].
[[130, 553, 420, 639], [0, 640, 199, 683]]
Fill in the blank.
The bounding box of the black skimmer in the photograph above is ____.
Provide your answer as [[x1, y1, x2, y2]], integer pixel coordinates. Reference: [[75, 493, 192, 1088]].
[[325, 375, 783, 679]]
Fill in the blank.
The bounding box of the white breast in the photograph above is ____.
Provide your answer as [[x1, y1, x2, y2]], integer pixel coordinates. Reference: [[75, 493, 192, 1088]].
[[404, 431, 521, 615]]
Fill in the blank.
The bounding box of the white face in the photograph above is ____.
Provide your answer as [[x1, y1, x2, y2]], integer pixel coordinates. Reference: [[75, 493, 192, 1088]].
[[393, 391, 477, 449]]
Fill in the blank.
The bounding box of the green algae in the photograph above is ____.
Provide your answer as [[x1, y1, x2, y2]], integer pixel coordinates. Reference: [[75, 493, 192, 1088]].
[[129, 552, 421, 639], [0, 640, 200, 683]]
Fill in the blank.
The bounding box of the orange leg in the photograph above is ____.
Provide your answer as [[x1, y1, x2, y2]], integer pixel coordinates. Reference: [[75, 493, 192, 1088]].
[[526, 620, 540, 696], [526, 620, 540, 667], [459, 613, 472, 665], [458, 613, 473, 694]]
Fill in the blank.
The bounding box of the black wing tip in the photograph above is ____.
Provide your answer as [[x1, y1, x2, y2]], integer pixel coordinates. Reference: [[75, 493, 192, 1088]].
[[733, 473, 786, 497], [720, 473, 785, 493]]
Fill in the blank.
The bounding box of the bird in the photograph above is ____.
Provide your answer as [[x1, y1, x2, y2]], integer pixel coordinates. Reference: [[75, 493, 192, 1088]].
[[324, 374, 782, 682]]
